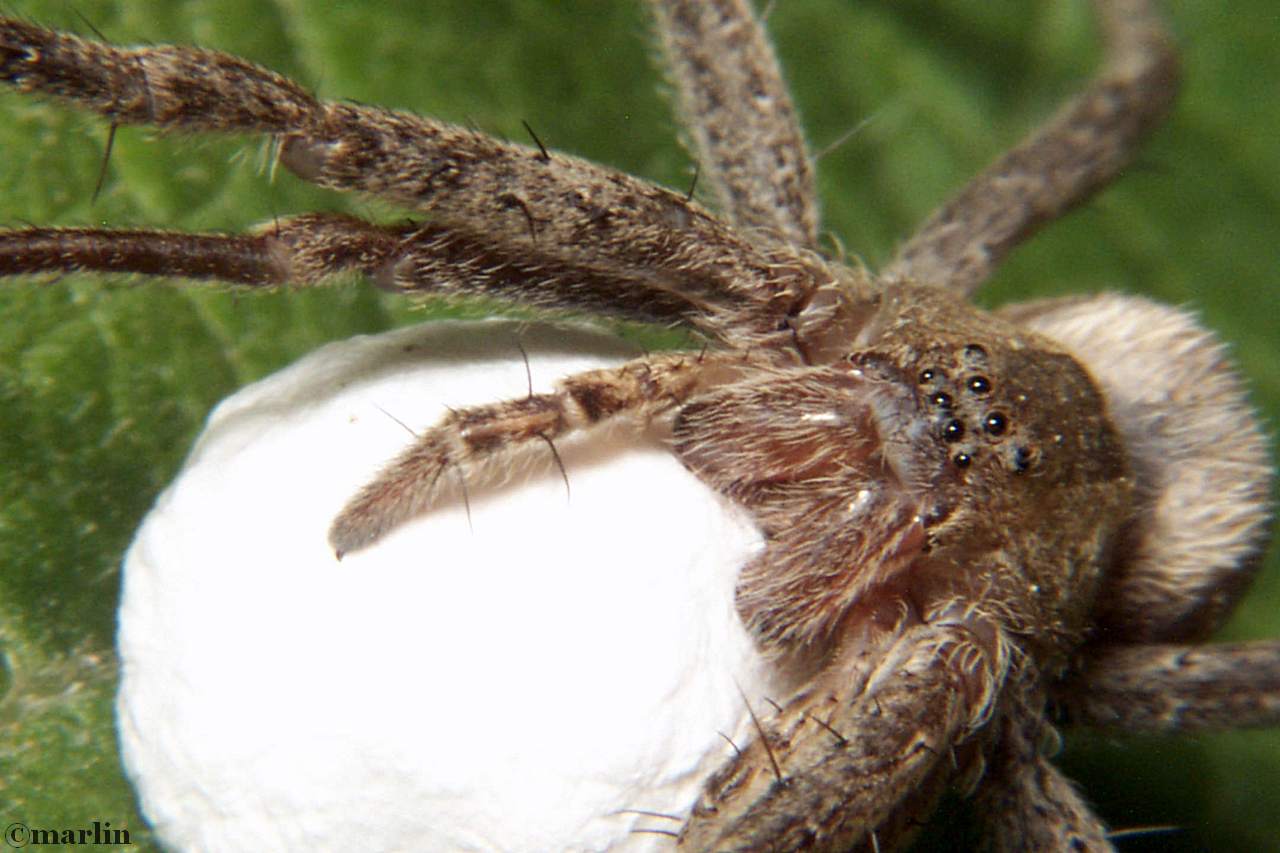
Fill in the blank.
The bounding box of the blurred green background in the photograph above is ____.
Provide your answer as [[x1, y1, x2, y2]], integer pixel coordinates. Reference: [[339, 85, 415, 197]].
[[0, 1, 1275, 850]]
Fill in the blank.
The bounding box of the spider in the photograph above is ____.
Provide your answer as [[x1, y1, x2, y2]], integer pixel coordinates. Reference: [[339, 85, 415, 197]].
[[1, 1, 1277, 850]]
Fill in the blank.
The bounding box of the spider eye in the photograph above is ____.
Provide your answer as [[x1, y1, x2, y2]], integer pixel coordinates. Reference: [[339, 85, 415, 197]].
[[942, 419, 965, 442], [1012, 446, 1033, 472], [919, 368, 938, 384], [966, 375, 991, 395], [963, 343, 988, 361], [953, 452, 973, 468], [931, 391, 952, 408], [983, 412, 1008, 436]]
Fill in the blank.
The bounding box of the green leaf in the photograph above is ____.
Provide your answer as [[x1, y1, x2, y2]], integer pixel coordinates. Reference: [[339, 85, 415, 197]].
[[1, 2, 1276, 850]]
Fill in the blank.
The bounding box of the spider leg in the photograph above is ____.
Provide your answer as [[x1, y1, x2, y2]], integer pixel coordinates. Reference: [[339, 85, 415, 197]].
[[679, 614, 1008, 850], [328, 350, 744, 556], [978, 696, 1115, 852], [647, 0, 821, 249], [1052, 641, 1280, 734], [0, 214, 741, 332], [0, 18, 823, 347], [884, 0, 1180, 296]]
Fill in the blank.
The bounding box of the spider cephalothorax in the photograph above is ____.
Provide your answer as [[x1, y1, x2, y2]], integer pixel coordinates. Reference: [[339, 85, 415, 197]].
[[674, 281, 1133, 666], [1, 1, 1276, 850]]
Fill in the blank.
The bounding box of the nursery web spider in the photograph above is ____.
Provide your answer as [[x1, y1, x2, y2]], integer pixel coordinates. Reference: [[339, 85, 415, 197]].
[[1, 1, 1277, 849]]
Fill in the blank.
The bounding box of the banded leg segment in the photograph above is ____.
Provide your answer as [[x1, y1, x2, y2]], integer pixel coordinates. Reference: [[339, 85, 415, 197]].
[[980, 700, 1114, 852], [329, 351, 741, 556], [679, 615, 1008, 850], [0, 215, 734, 331], [0, 228, 290, 285], [1053, 641, 1280, 733], [0, 17, 318, 132], [0, 17, 819, 341], [648, 0, 821, 249], [884, 0, 1180, 296]]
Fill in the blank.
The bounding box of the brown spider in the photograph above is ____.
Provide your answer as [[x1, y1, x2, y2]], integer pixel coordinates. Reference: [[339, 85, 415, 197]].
[[1, 1, 1277, 850]]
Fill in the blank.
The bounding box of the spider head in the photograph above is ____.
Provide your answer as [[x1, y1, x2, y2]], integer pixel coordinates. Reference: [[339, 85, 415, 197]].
[[848, 284, 1136, 658], [678, 291, 1135, 660]]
